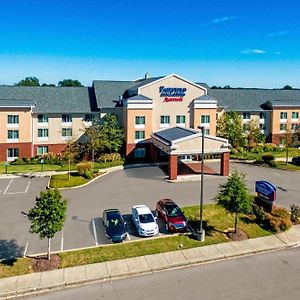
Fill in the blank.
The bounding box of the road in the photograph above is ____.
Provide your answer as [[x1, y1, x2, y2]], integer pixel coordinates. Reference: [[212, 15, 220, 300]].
[[1, 161, 300, 257], [20, 247, 300, 300]]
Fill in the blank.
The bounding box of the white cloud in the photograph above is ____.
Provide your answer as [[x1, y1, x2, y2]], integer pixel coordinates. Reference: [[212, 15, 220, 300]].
[[268, 30, 288, 37], [201, 16, 240, 26], [241, 48, 266, 54]]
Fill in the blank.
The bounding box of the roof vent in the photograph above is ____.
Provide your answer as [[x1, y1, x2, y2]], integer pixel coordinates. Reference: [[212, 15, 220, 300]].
[[145, 72, 150, 79]]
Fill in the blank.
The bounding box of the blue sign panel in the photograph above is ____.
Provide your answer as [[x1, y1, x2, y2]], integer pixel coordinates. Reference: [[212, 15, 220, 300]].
[[159, 86, 187, 97], [255, 181, 276, 201]]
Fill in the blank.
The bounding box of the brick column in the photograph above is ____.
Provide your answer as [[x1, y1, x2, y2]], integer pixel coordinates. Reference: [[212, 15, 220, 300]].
[[220, 152, 229, 176], [169, 155, 178, 180]]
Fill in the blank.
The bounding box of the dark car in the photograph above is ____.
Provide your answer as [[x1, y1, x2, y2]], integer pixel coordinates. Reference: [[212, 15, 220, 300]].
[[156, 199, 187, 232], [102, 209, 127, 243]]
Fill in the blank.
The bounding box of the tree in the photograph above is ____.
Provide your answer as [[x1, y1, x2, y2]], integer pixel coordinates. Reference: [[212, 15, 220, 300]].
[[84, 122, 105, 161], [16, 76, 40, 86], [283, 85, 293, 90], [27, 189, 67, 260], [101, 114, 124, 153], [41, 83, 56, 87], [281, 123, 294, 165], [217, 111, 245, 148], [215, 170, 252, 233], [58, 79, 83, 87], [245, 119, 265, 148]]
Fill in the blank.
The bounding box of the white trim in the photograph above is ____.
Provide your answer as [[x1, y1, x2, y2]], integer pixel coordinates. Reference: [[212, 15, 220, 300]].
[[176, 123, 186, 127], [137, 74, 207, 94], [134, 139, 146, 143], [37, 137, 48, 141], [7, 138, 19, 142], [123, 99, 153, 109], [7, 123, 19, 128], [37, 122, 49, 127], [61, 121, 72, 127], [193, 99, 217, 109], [160, 123, 170, 128]]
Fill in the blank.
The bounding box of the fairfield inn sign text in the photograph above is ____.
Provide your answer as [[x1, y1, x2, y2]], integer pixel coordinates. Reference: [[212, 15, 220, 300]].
[[159, 86, 186, 102]]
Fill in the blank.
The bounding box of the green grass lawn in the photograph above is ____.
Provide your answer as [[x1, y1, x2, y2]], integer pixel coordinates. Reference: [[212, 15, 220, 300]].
[[49, 173, 91, 188], [0, 204, 273, 278]]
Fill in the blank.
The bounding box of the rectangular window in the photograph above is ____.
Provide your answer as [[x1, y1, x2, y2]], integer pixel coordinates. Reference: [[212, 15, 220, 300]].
[[8, 130, 19, 139], [201, 115, 210, 124], [291, 124, 299, 131], [37, 114, 48, 123], [135, 116, 145, 125], [134, 148, 146, 158], [7, 148, 19, 160], [7, 115, 19, 124], [280, 112, 287, 120], [204, 128, 210, 135], [176, 115, 186, 124], [62, 128, 72, 137], [292, 112, 299, 119], [160, 115, 170, 124], [243, 112, 251, 120], [259, 112, 266, 119], [259, 124, 266, 131], [135, 130, 145, 140], [38, 128, 49, 138], [280, 124, 287, 131], [37, 146, 48, 155], [62, 114, 72, 123]]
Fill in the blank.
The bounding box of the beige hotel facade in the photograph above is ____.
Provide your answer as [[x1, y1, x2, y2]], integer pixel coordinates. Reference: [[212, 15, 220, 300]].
[[1, 74, 300, 165]]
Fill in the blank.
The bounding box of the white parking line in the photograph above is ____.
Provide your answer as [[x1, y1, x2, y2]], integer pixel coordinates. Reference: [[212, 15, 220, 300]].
[[127, 233, 131, 241], [61, 229, 64, 251], [23, 242, 29, 257], [5, 181, 31, 195], [92, 219, 99, 246], [3, 179, 13, 194]]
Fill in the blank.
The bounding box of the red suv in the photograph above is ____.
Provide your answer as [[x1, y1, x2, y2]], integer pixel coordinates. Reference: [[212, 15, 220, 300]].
[[156, 199, 187, 232]]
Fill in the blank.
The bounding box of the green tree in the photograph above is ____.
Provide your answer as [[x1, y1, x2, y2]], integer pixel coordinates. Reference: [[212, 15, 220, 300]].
[[27, 189, 67, 260], [58, 79, 83, 87], [281, 123, 294, 165], [283, 85, 293, 90], [215, 170, 252, 233], [245, 119, 265, 148], [101, 114, 124, 153], [84, 122, 105, 161], [16, 76, 40, 86], [217, 111, 245, 148]]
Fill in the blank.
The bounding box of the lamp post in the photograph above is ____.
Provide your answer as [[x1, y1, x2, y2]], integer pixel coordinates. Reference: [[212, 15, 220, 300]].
[[197, 126, 205, 241]]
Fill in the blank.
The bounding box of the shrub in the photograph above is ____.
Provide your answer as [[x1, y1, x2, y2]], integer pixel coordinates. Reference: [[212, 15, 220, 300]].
[[264, 143, 279, 152], [231, 148, 238, 155], [98, 153, 121, 163], [261, 153, 275, 163], [265, 207, 292, 232], [22, 157, 30, 163], [252, 203, 267, 224], [292, 156, 300, 166], [76, 162, 92, 175], [41, 152, 63, 165], [290, 204, 300, 224], [83, 170, 93, 179], [250, 145, 263, 153]]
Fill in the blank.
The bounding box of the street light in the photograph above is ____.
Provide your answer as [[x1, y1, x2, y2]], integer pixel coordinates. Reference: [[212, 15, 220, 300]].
[[197, 126, 205, 241]]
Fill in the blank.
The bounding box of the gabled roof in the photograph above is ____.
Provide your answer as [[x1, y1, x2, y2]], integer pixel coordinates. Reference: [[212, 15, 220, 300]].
[[0, 98, 35, 107], [208, 89, 300, 111], [0, 86, 93, 113], [264, 99, 300, 108], [194, 95, 218, 101]]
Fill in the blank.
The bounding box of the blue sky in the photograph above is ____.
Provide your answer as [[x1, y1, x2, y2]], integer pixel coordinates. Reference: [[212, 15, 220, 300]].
[[0, 0, 300, 87]]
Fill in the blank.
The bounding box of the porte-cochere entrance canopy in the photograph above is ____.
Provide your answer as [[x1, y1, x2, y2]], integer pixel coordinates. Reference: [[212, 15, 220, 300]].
[[151, 126, 230, 180]]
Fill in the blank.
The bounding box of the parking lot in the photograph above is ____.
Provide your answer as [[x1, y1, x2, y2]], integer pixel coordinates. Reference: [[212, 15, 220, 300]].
[[1, 162, 300, 259]]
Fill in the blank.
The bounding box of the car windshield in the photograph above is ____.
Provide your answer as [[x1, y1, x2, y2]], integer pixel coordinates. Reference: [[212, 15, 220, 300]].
[[139, 213, 154, 223], [107, 217, 123, 227], [166, 205, 182, 217]]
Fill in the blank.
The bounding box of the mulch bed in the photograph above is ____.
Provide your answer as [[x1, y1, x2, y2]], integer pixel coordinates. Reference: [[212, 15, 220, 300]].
[[31, 254, 61, 272], [226, 228, 248, 241]]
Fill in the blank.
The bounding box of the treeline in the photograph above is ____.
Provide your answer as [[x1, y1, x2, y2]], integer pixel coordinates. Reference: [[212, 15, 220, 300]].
[[14, 77, 83, 87]]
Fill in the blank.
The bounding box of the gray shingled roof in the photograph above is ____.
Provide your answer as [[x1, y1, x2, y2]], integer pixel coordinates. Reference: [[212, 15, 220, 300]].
[[93, 77, 163, 108], [153, 127, 197, 145], [194, 95, 218, 101], [208, 89, 300, 111], [0, 86, 92, 113], [126, 94, 152, 101], [267, 99, 300, 107], [0, 98, 35, 107], [195, 82, 210, 89]]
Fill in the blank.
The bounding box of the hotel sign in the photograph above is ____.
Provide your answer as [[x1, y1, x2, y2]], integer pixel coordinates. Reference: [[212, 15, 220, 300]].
[[159, 86, 186, 102], [255, 181, 276, 201]]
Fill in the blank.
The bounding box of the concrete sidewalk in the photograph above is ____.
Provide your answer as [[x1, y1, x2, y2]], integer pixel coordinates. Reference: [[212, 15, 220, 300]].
[[1, 225, 300, 299]]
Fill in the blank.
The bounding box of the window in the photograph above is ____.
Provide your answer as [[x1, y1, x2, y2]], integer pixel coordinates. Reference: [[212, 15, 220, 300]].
[[280, 124, 287, 131], [37, 146, 48, 155], [38, 114, 48, 123], [259, 112, 266, 119], [135, 116, 145, 125], [62, 114, 72, 123], [38, 129, 49, 138], [62, 128, 72, 137], [204, 128, 210, 135], [280, 112, 287, 120], [201, 115, 210, 124], [259, 124, 266, 131], [292, 112, 299, 119], [135, 130, 145, 140], [7, 115, 19, 124], [176, 115, 186, 124], [8, 130, 19, 139], [292, 124, 299, 131], [160, 115, 170, 126], [243, 112, 251, 120], [7, 148, 19, 160], [134, 148, 146, 158]]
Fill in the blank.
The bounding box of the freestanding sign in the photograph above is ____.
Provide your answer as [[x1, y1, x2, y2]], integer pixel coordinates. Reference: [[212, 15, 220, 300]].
[[255, 181, 276, 201]]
